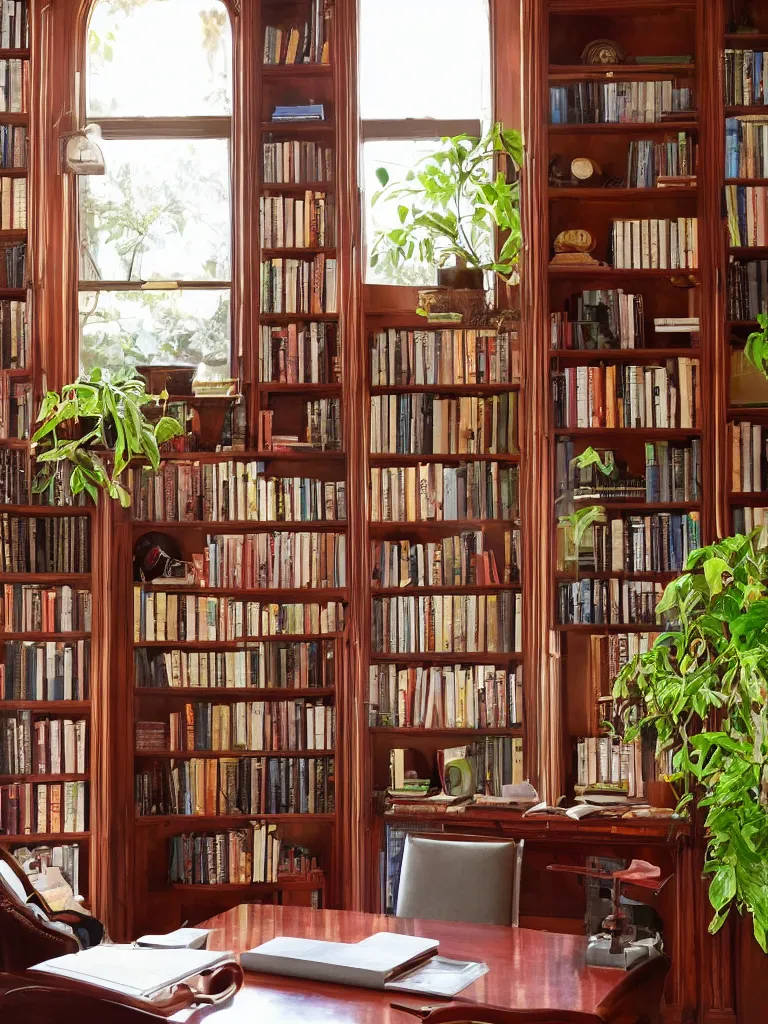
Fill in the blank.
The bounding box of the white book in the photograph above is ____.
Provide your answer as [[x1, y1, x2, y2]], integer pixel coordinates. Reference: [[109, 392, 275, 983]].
[[136, 928, 211, 950], [32, 946, 231, 999], [241, 932, 439, 990]]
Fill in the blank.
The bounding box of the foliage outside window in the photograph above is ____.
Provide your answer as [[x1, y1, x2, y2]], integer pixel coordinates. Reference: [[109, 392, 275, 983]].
[[80, 0, 232, 375]]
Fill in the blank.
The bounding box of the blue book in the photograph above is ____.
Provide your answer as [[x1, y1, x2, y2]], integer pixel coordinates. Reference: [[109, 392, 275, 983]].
[[272, 104, 325, 121]]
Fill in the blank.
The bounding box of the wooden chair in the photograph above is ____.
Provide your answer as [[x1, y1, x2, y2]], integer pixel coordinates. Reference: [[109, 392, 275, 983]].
[[392, 953, 669, 1024], [396, 832, 525, 927], [0, 960, 244, 1024]]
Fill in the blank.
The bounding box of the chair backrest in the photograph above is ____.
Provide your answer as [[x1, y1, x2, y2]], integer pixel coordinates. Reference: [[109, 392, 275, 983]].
[[0, 976, 172, 1024], [0, 863, 79, 972], [0, 847, 37, 905], [396, 833, 522, 927]]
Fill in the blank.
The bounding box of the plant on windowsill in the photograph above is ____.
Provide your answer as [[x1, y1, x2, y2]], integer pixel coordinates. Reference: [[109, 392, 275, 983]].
[[369, 122, 523, 323], [31, 368, 184, 507], [613, 529, 768, 950]]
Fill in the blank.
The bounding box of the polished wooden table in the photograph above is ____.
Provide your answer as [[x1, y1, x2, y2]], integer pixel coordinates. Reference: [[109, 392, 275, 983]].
[[196, 904, 623, 1023]]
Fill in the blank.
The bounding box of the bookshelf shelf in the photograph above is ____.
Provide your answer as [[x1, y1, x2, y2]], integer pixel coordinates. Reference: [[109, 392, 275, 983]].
[[135, 749, 335, 759], [154, 449, 342, 462], [0, 505, 93, 516], [554, 427, 700, 439], [372, 584, 520, 597], [0, 702, 91, 713], [258, 383, 342, 394], [261, 64, 332, 77], [571, 500, 700, 511], [368, 453, 520, 465], [0, 833, 90, 843], [368, 519, 517, 532], [548, 120, 698, 135], [261, 182, 336, 193], [369, 384, 521, 395], [261, 247, 336, 257], [725, 106, 768, 115], [261, 122, 334, 136], [0, 774, 88, 783], [0, 168, 26, 178], [130, 520, 347, 532], [547, 64, 696, 79], [0, 48, 29, 58], [0, 573, 92, 584], [554, 570, 678, 581], [729, 493, 768, 505], [549, 348, 699, 362], [548, 267, 700, 279], [0, 229, 26, 241], [729, 247, 768, 258], [259, 314, 339, 324], [136, 814, 336, 827], [727, 407, 768, 420], [134, 639, 343, 650], [549, 187, 698, 201], [369, 652, 523, 665], [135, 687, 335, 699], [725, 179, 768, 187], [136, 586, 347, 601], [0, 632, 90, 641], [167, 879, 323, 892], [553, 623, 662, 633], [369, 726, 523, 737]]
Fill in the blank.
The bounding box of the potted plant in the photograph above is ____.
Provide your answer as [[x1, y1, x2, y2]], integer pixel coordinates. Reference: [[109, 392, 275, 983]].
[[31, 368, 183, 507], [369, 122, 523, 321], [614, 529, 768, 949]]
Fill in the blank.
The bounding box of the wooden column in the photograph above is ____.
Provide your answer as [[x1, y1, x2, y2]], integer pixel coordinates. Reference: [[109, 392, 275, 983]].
[[520, 0, 562, 802]]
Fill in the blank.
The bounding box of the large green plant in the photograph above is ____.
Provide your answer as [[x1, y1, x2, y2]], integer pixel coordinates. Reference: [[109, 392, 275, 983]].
[[614, 530, 768, 949], [32, 368, 183, 507], [369, 122, 523, 286]]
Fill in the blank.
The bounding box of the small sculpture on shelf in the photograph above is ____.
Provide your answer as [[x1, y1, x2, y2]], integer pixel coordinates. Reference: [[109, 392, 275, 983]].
[[549, 229, 603, 267], [581, 39, 626, 65], [549, 156, 623, 189]]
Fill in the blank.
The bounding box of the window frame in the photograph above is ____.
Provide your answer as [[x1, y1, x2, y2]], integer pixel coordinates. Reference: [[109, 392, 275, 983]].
[[77, 3, 235, 370]]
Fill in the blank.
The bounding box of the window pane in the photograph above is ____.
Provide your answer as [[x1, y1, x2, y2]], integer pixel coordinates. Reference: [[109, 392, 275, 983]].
[[363, 139, 439, 287], [359, 0, 490, 120], [87, 0, 232, 117], [80, 138, 231, 283], [79, 289, 230, 375]]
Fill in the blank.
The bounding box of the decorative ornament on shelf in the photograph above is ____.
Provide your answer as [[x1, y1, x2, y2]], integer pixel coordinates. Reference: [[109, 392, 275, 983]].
[[549, 229, 603, 267], [571, 158, 602, 184], [60, 125, 106, 176], [581, 39, 627, 65]]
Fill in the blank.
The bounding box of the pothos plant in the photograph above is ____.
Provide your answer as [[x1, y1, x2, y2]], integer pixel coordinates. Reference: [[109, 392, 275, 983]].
[[614, 529, 768, 949], [557, 447, 614, 575], [745, 313, 768, 378], [31, 368, 183, 507], [369, 122, 523, 288]]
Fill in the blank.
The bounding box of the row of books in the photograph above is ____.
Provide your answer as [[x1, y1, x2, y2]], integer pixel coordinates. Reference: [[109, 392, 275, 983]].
[[168, 823, 320, 886], [0, 1, 26, 49], [724, 50, 768, 106], [563, 513, 701, 574], [0, 377, 30, 438], [11, 843, 81, 898], [549, 81, 693, 124], [557, 578, 666, 626], [159, 700, 335, 753], [371, 531, 518, 589], [396, 738, 524, 804], [257, 398, 341, 453], [2, 639, 90, 701], [372, 592, 522, 654], [726, 185, 768, 247], [731, 421, 768, 492], [0, 175, 24, 229], [0, 124, 24, 168], [129, 463, 346, 523], [733, 506, 768, 532], [625, 133, 696, 187], [595, 631, 658, 687], [262, 2, 328, 66], [551, 289, 644, 351], [552, 359, 700, 430], [370, 329, 517, 387], [1, 584, 91, 634], [133, 590, 344, 641], [575, 736, 644, 798], [0, 298, 25, 369], [727, 258, 768, 320], [262, 139, 332, 184], [0, 712, 87, 776], [725, 117, 768, 179], [135, 640, 337, 691], [0, 515, 90, 574], [610, 217, 698, 270], [135, 756, 335, 816], [370, 394, 519, 456], [368, 664, 523, 729], [260, 256, 338, 315], [0, 58, 25, 113], [260, 193, 334, 249], [0, 781, 87, 835], [369, 462, 519, 522], [556, 439, 701, 504], [0, 241, 24, 287], [201, 531, 345, 590], [259, 322, 340, 384]]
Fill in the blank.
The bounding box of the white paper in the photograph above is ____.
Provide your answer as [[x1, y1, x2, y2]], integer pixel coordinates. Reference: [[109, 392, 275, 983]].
[[385, 956, 489, 997]]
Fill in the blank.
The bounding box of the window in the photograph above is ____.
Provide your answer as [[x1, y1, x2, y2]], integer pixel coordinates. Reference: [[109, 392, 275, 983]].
[[359, 0, 491, 286], [80, 0, 232, 375]]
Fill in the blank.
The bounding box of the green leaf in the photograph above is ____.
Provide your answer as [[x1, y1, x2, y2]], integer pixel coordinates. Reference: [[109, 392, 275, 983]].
[[375, 167, 389, 187], [704, 557, 732, 597], [709, 865, 736, 912], [154, 415, 184, 445]]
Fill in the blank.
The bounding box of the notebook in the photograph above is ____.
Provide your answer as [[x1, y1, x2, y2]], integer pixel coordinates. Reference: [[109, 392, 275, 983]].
[[241, 932, 438, 989], [31, 945, 232, 999], [136, 928, 210, 949]]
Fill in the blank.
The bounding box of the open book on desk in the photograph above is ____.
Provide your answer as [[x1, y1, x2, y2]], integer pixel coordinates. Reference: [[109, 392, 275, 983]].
[[241, 932, 488, 996]]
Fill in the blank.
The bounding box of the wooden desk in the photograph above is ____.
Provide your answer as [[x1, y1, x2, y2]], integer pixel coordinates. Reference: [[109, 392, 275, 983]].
[[197, 903, 624, 1023]]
